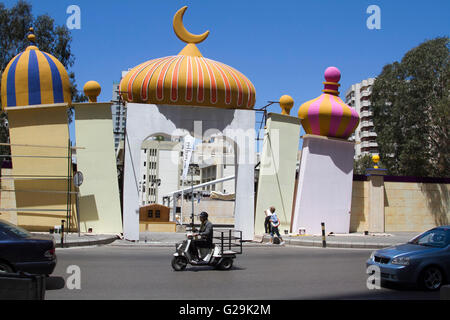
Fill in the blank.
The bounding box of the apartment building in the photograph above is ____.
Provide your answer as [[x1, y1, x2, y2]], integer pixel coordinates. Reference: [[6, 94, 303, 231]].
[[138, 135, 236, 206], [345, 78, 378, 157], [111, 71, 129, 152]]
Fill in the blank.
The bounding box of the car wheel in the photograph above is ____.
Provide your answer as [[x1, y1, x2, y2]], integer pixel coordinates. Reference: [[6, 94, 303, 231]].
[[218, 258, 233, 271], [419, 266, 444, 291], [171, 256, 188, 271], [0, 262, 13, 273]]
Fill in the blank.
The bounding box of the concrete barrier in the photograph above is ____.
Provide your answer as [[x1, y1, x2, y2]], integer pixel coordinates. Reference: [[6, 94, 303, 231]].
[[0, 273, 46, 300], [440, 285, 450, 300]]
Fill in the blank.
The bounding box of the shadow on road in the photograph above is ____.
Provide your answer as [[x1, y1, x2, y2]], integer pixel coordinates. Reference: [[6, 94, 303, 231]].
[[380, 280, 418, 291], [287, 281, 440, 300], [46, 276, 65, 290], [177, 266, 247, 273]]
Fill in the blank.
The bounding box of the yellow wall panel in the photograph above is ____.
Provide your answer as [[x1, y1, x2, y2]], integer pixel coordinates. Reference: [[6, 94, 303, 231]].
[[74, 103, 122, 234], [6, 104, 77, 231]]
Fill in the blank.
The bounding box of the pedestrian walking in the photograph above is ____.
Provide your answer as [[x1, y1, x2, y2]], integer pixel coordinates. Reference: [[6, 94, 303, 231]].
[[269, 211, 285, 245], [264, 206, 275, 234]]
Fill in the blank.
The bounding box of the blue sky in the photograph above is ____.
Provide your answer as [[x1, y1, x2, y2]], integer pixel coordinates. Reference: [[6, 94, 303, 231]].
[[2, 0, 449, 142]]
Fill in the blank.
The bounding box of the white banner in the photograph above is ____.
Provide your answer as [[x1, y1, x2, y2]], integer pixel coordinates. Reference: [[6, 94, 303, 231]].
[[181, 134, 195, 182]]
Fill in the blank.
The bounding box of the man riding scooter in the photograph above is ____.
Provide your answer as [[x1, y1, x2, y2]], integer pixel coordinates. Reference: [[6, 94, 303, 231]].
[[172, 211, 241, 271], [189, 211, 213, 261]]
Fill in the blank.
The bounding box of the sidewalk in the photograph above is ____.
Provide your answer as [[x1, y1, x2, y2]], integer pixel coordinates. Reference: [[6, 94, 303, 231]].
[[254, 232, 419, 249], [33, 232, 120, 248], [39, 231, 420, 249], [108, 231, 420, 249]]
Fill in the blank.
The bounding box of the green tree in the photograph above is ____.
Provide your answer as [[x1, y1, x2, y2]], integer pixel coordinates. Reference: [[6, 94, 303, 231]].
[[371, 37, 450, 177], [0, 1, 86, 164], [353, 154, 382, 175]]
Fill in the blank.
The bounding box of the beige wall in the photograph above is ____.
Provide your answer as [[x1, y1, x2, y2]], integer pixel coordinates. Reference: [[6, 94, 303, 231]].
[[255, 113, 301, 235], [350, 180, 449, 233], [350, 180, 369, 232], [0, 168, 17, 224], [139, 222, 176, 232], [74, 103, 123, 234], [384, 182, 449, 232], [6, 104, 77, 232], [180, 199, 235, 225]]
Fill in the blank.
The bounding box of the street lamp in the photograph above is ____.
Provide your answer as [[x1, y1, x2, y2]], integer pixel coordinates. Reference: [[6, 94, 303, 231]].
[[188, 165, 197, 230]]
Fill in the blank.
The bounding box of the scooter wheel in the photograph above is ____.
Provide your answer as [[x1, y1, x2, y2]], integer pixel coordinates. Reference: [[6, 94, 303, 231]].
[[171, 256, 188, 271], [217, 257, 233, 271]]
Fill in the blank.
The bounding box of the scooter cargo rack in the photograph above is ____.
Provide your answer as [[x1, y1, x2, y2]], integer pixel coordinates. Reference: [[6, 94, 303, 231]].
[[213, 229, 243, 255]]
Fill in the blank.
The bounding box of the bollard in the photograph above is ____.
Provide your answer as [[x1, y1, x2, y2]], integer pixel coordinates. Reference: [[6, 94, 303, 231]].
[[321, 222, 326, 248], [61, 220, 65, 248], [441, 285, 450, 300], [0, 273, 46, 300]]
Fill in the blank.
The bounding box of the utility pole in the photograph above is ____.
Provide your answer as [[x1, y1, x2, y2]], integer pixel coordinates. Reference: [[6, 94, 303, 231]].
[[190, 166, 195, 230]]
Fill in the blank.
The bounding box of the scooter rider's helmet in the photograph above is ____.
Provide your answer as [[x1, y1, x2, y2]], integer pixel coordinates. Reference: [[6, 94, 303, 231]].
[[199, 211, 208, 219]]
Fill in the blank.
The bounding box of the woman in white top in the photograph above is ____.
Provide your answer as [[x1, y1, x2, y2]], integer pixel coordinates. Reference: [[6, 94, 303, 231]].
[[264, 206, 275, 234]]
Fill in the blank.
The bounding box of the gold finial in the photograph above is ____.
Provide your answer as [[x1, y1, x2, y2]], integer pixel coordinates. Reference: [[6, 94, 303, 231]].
[[173, 6, 209, 57], [27, 27, 36, 43], [83, 81, 101, 103], [372, 154, 380, 169], [279, 95, 294, 115]]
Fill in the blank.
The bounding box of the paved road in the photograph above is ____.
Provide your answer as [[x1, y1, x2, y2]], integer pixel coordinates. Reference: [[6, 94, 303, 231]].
[[45, 245, 440, 300]]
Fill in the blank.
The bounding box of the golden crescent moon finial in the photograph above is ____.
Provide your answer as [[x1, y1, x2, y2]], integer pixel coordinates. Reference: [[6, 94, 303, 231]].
[[173, 6, 209, 44]]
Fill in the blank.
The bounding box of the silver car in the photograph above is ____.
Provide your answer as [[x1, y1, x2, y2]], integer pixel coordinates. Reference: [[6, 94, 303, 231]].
[[366, 226, 450, 291]]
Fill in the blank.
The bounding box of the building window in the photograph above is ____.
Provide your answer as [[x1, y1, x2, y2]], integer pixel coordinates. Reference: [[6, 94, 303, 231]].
[[148, 210, 153, 218], [156, 210, 160, 218]]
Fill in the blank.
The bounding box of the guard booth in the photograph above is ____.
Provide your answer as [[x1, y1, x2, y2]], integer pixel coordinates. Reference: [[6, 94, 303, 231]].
[[139, 204, 176, 232]]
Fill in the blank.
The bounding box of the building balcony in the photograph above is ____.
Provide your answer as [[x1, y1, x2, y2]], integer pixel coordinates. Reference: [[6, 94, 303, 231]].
[[360, 89, 372, 98], [345, 95, 355, 104], [361, 141, 378, 149], [360, 110, 373, 118], [360, 131, 377, 139], [361, 100, 370, 107], [360, 120, 374, 128]]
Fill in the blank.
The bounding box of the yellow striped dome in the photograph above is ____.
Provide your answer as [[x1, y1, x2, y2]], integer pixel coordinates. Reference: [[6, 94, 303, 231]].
[[1, 31, 71, 110], [120, 6, 256, 109], [120, 55, 256, 109]]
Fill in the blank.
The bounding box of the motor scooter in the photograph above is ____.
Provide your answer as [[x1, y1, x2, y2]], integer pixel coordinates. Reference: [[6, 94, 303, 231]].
[[171, 229, 242, 271]]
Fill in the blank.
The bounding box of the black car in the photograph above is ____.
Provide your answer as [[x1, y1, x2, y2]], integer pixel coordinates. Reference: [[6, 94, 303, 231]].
[[0, 219, 57, 275]]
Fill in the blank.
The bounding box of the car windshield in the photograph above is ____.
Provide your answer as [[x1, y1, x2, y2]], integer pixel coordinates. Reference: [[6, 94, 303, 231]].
[[408, 229, 449, 248], [0, 220, 31, 238]]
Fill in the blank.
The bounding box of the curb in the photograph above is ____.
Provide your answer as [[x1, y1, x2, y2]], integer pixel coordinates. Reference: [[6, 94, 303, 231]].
[[107, 241, 270, 248], [55, 236, 119, 248], [52, 236, 400, 249], [254, 236, 399, 249], [106, 240, 394, 249]]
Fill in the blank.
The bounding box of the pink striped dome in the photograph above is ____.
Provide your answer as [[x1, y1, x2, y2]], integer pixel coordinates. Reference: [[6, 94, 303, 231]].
[[298, 67, 359, 139]]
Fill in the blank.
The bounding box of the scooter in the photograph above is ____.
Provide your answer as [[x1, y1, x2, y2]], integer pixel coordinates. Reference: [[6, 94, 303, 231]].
[[171, 229, 242, 271]]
